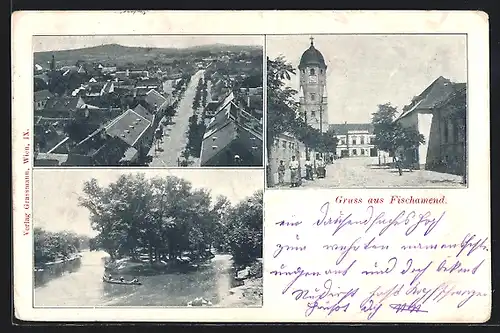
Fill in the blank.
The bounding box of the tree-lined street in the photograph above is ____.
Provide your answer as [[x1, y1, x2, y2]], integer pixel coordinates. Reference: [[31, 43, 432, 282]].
[[148, 70, 204, 166]]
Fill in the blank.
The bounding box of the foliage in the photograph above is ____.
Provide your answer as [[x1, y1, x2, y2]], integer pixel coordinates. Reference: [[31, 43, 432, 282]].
[[48, 71, 89, 96], [192, 78, 205, 110], [371, 103, 425, 155], [34, 228, 84, 266], [185, 115, 206, 158], [63, 120, 99, 143], [224, 190, 263, 265], [266, 56, 300, 158], [78, 174, 262, 266], [371, 103, 400, 154]]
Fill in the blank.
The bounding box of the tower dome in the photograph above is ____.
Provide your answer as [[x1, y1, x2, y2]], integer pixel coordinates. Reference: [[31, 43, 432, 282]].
[[298, 37, 327, 70]]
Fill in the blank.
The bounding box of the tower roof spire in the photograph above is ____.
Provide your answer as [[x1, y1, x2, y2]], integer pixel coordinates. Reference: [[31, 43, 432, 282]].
[[299, 37, 326, 70]]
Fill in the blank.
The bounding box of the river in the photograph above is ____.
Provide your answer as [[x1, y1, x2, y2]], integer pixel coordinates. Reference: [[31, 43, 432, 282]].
[[34, 250, 238, 307]]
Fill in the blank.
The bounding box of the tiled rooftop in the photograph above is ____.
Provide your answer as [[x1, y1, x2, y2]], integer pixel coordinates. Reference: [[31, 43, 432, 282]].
[[105, 109, 152, 147]]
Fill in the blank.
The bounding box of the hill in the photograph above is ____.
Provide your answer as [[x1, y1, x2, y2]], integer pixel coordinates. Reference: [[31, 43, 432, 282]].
[[34, 43, 263, 67]]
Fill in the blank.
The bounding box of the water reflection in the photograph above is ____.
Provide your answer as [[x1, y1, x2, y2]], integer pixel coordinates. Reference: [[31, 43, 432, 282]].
[[35, 257, 82, 288], [34, 251, 238, 307]]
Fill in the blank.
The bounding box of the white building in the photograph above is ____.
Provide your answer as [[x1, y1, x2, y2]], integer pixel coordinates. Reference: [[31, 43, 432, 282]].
[[329, 123, 377, 158]]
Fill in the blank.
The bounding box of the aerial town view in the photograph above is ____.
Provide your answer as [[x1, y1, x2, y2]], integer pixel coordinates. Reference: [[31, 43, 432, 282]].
[[33, 36, 263, 167], [266, 35, 467, 188]]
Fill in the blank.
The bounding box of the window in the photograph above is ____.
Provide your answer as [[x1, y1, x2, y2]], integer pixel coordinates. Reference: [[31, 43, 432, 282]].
[[310, 93, 316, 101], [310, 68, 315, 75], [311, 111, 316, 117], [282, 141, 287, 149], [360, 137, 365, 145], [289, 142, 293, 149], [352, 149, 357, 155], [340, 140, 345, 145], [352, 137, 357, 145], [366, 137, 370, 144], [320, 69, 324, 74], [361, 149, 365, 155]]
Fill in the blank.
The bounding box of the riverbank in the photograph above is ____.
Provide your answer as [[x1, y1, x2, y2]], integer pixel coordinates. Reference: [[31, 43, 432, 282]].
[[35, 252, 83, 270], [218, 259, 263, 307], [103, 251, 214, 276]]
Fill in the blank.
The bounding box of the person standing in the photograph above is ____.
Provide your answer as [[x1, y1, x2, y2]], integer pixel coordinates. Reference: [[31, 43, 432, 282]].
[[316, 154, 325, 178], [234, 155, 242, 166], [158, 123, 164, 143], [395, 153, 403, 176], [277, 160, 286, 186], [289, 155, 300, 187]]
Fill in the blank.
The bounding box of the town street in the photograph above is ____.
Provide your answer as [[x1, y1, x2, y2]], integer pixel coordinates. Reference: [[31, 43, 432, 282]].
[[277, 157, 464, 189], [149, 70, 204, 166]]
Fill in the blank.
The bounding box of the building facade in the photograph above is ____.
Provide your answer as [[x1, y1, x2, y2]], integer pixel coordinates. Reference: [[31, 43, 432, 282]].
[[200, 93, 262, 167], [329, 123, 377, 158], [298, 38, 328, 133], [395, 76, 466, 173], [267, 132, 302, 186]]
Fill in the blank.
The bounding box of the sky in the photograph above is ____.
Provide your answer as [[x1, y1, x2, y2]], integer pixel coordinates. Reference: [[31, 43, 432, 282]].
[[33, 169, 263, 236], [266, 34, 467, 124], [32, 35, 264, 52]]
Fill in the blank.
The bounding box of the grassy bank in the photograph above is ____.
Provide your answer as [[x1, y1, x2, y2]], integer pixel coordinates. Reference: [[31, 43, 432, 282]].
[[219, 260, 263, 307]]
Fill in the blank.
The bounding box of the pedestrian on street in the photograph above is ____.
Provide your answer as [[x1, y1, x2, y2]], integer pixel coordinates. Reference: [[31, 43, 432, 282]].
[[316, 154, 326, 178], [154, 129, 162, 151], [395, 154, 403, 176], [289, 156, 300, 187], [277, 160, 286, 186], [159, 124, 164, 143]]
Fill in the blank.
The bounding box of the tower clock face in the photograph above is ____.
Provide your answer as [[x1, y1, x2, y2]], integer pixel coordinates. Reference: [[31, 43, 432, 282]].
[[308, 75, 318, 83]]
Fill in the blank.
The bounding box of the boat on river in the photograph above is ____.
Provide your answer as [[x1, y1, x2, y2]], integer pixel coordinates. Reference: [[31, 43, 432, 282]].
[[102, 277, 142, 285]]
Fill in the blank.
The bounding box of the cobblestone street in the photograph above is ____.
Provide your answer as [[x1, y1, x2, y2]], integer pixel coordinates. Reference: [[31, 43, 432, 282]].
[[272, 156, 465, 189]]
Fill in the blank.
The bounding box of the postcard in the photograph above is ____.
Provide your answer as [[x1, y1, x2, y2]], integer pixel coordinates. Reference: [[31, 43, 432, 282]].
[[12, 10, 490, 322]]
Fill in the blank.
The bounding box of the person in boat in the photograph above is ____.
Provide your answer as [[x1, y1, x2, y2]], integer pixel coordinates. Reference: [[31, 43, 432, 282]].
[[107, 274, 113, 281], [119, 276, 125, 282], [131, 277, 139, 283]]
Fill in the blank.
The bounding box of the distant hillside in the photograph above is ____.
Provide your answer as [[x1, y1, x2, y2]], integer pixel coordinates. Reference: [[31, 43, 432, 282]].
[[34, 43, 263, 67]]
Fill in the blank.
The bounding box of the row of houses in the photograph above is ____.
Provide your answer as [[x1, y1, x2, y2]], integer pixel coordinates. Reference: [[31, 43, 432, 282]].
[[34, 79, 170, 166], [199, 89, 263, 167]]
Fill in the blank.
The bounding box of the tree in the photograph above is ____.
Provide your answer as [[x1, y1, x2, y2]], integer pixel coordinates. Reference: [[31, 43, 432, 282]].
[[371, 103, 401, 156], [78, 174, 263, 268], [371, 102, 425, 159], [266, 56, 300, 161], [34, 227, 83, 266], [394, 125, 425, 151], [224, 190, 263, 266]]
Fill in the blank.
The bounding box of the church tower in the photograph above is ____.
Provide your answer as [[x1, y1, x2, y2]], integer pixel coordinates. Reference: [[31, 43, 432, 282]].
[[298, 37, 328, 133]]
